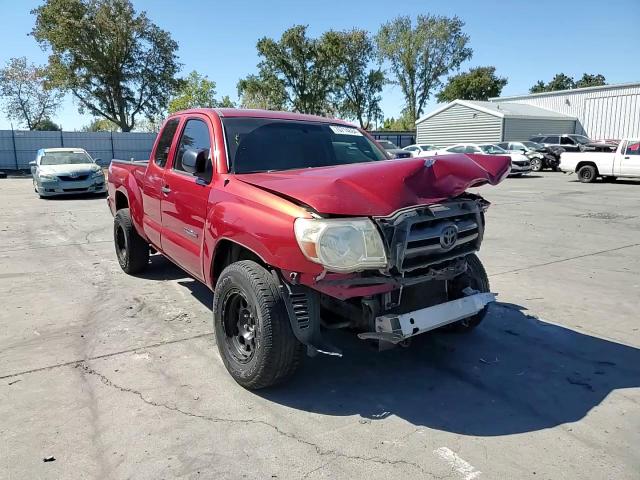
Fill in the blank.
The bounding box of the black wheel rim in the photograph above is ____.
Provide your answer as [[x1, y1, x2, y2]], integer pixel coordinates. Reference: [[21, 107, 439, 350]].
[[221, 290, 257, 363], [582, 169, 592, 180], [115, 224, 128, 264]]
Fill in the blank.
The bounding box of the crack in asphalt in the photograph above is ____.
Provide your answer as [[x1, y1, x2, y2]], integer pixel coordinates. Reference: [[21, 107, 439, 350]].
[[0, 332, 213, 380], [77, 362, 437, 478], [490, 242, 640, 276]]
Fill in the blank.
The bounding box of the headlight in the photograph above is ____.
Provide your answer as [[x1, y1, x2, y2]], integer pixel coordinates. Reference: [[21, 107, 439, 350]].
[[92, 170, 104, 179], [39, 174, 57, 181], [294, 218, 387, 273]]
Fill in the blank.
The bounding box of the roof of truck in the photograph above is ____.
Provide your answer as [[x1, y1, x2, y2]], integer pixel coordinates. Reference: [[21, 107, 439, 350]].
[[170, 108, 354, 126]]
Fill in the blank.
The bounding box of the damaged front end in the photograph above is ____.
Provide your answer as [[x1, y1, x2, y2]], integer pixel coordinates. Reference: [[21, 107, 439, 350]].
[[277, 195, 496, 355]]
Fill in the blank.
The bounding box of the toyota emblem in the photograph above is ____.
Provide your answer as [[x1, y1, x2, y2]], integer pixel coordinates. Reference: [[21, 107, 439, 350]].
[[439, 225, 458, 250]]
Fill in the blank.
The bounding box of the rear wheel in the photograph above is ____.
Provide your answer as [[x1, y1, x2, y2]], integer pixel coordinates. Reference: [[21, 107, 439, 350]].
[[577, 165, 598, 183], [114, 208, 149, 274], [446, 254, 490, 333], [213, 261, 303, 389]]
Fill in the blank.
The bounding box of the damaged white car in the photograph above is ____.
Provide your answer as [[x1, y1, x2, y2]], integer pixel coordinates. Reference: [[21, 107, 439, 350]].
[[30, 148, 106, 198]]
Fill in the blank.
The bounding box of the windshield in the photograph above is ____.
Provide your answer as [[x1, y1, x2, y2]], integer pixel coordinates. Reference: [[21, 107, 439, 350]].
[[40, 151, 93, 166], [569, 134, 591, 145], [222, 118, 388, 174], [479, 144, 507, 154], [378, 140, 398, 150], [522, 141, 543, 149]]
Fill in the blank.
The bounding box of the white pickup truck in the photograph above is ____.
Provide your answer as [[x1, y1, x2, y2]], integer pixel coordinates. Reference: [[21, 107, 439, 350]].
[[560, 138, 640, 182]]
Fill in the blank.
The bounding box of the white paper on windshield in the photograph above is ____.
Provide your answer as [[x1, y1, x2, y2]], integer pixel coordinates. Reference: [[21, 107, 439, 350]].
[[330, 125, 362, 136]]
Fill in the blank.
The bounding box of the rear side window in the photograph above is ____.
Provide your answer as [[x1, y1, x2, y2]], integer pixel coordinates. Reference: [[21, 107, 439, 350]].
[[545, 136, 560, 143], [154, 119, 179, 167], [560, 136, 575, 145]]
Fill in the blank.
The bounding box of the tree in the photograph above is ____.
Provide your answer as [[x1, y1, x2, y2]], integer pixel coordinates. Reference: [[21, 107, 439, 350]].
[[0, 57, 63, 130], [322, 29, 384, 129], [168, 71, 235, 113], [239, 25, 338, 115], [237, 73, 287, 110], [575, 73, 606, 88], [33, 118, 61, 130], [31, 0, 181, 132], [381, 111, 415, 131], [376, 15, 472, 124], [529, 80, 547, 94], [546, 73, 575, 92], [436, 66, 507, 102], [82, 117, 119, 132]]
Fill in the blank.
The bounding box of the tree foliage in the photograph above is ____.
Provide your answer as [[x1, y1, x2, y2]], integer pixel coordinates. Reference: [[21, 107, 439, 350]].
[[322, 29, 384, 129], [168, 71, 235, 113], [33, 118, 62, 130], [436, 66, 507, 102], [530, 73, 606, 93], [82, 117, 119, 132], [381, 111, 415, 131], [31, 0, 181, 132], [0, 57, 63, 130], [238, 25, 338, 115], [376, 15, 472, 125]]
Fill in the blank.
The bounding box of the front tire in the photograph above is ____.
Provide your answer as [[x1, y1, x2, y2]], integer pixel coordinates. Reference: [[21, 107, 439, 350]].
[[447, 254, 490, 333], [213, 261, 304, 389], [530, 158, 542, 172], [577, 165, 597, 183], [114, 208, 149, 274]]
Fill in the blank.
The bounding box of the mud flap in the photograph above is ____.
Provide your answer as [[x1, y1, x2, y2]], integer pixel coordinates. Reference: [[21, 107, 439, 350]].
[[273, 271, 342, 358]]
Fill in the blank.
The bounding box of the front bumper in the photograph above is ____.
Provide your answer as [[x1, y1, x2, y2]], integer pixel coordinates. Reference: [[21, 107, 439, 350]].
[[358, 291, 496, 343], [36, 177, 106, 196]]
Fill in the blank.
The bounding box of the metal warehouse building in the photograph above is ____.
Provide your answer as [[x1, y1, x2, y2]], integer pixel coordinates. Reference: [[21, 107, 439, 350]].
[[415, 99, 577, 147], [416, 82, 640, 147], [491, 82, 640, 140]]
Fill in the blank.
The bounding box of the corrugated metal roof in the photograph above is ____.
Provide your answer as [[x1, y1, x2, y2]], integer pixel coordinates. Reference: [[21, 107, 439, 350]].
[[416, 99, 575, 125], [489, 81, 640, 101]]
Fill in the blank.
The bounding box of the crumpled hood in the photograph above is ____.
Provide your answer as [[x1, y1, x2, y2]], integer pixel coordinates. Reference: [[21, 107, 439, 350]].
[[237, 154, 510, 216], [40, 163, 100, 176]]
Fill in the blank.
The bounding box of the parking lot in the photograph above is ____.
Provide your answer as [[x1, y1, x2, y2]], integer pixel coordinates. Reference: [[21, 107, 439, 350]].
[[1, 172, 639, 479]]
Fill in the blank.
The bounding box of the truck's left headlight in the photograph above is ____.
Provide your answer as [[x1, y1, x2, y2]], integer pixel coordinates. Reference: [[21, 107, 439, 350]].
[[294, 218, 387, 273]]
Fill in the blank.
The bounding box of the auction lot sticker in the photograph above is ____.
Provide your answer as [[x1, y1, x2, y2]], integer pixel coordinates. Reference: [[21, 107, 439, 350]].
[[330, 125, 362, 136]]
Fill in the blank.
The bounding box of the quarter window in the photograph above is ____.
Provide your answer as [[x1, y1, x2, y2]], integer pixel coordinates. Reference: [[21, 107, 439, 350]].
[[154, 119, 179, 168]]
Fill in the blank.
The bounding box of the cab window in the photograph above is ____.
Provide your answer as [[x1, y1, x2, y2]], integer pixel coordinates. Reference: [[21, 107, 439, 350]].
[[560, 136, 575, 145], [153, 119, 179, 168], [174, 119, 213, 181], [625, 141, 640, 155]]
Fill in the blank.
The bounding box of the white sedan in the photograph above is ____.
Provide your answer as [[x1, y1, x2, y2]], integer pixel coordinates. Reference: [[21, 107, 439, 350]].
[[30, 148, 107, 198], [402, 143, 438, 157], [430, 143, 532, 176]]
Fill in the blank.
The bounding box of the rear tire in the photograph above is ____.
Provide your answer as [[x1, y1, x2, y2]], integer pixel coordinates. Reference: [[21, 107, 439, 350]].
[[446, 254, 490, 333], [213, 261, 304, 389], [114, 208, 149, 274], [577, 165, 598, 183]]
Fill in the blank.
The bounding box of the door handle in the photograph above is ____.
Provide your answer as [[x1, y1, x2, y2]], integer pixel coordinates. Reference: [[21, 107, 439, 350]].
[[624, 156, 630, 159], [161, 185, 171, 195]]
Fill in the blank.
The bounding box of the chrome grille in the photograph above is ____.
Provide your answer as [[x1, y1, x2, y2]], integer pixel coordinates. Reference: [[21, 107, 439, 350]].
[[58, 174, 90, 181], [375, 199, 484, 275]]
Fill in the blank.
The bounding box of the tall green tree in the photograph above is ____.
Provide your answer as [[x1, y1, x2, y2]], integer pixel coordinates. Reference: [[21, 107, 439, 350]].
[[376, 15, 472, 124], [33, 118, 62, 131], [237, 73, 287, 110], [168, 71, 235, 113], [436, 66, 507, 102], [546, 73, 576, 92], [82, 117, 119, 132], [0, 57, 63, 130], [31, 0, 181, 131], [575, 73, 606, 88], [322, 29, 384, 129], [239, 25, 338, 115]]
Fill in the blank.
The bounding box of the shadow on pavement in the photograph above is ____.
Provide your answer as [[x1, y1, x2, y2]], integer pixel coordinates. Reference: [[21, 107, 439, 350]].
[[260, 302, 640, 436]]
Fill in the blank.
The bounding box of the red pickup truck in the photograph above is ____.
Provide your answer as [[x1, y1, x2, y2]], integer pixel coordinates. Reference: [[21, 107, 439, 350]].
[[108, 108, 510, 389]]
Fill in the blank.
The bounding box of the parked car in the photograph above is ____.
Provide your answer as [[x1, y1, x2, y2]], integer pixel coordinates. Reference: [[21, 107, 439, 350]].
[[402, 143, 438, 157], [496, 141, 560, 171], [30, 148, 106, 198], [432, 143, 532, 176], [376, 139, 412, 158], [530, 134, 617, 153], [559, 138, 640, 182], [108, 108, 511, 389]]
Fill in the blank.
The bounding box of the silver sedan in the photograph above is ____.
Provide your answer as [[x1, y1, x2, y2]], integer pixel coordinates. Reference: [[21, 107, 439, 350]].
[[30, 148, 106, 198]]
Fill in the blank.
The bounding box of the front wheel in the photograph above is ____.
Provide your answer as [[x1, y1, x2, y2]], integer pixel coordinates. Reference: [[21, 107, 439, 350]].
[[530, 158, 542, 171], [213, 261, 304, 389], [446, 254, 490, 333]]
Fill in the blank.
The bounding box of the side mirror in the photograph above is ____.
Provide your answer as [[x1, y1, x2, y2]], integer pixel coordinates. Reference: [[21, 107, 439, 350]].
[[182, 148, 208, 174], [29, 161, 36, 167]]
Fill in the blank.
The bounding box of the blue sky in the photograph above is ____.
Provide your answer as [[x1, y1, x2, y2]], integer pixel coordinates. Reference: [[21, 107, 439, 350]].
[[1, 0, 639, 130]]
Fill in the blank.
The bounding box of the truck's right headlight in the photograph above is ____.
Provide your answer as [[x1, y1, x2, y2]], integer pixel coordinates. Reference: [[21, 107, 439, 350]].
[[294, 218, 387, 273]]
